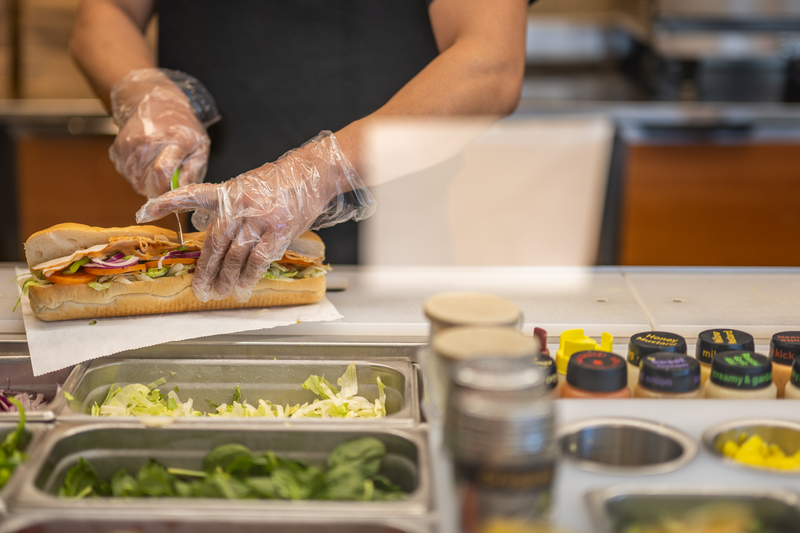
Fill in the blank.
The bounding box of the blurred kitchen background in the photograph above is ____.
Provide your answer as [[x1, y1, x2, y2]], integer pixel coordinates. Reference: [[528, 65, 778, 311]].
[[1, 0, 799, 266]]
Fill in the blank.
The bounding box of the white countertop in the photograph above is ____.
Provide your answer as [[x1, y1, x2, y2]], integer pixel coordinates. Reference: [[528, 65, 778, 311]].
[[3, 265, 799, 342]]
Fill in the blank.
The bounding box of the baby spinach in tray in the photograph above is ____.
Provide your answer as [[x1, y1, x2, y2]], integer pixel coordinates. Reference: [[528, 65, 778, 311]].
[[60, 437, 406, 502]]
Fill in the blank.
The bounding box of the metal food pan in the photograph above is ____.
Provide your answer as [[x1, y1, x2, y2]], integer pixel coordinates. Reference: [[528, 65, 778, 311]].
[[586, 486, 800, 533], [0, 358, 72, 422], [0, 514, 435, 533], [54, 359, 419, 425], [703, 419, 800, 475], [12, 423, 431, 518], [0, 422, 49, 516], [110, 336, 425, 361]]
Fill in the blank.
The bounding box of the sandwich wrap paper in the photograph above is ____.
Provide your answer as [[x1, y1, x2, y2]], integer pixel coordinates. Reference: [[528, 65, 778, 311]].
[[15, 268, 343, 376]]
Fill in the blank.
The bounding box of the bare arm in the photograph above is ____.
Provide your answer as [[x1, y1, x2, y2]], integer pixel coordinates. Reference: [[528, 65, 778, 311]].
[[69, 0, 156, 111], [335, 0, 529, 184]]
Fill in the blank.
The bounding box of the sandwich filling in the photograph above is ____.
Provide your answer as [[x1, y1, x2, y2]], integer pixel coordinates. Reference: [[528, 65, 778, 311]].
[[19, 233, 328, 299]]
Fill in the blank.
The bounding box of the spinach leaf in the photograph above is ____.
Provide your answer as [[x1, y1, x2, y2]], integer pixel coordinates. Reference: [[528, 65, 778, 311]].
[[327, 437, 386, 478], [135, 459, 176, 497], [60, 457, 110, 497], [203, 443, 253, 474]]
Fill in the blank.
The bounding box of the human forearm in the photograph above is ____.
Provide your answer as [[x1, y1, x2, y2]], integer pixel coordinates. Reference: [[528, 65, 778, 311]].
[[336, 0, 528, 184], [70, 0, 155, 111]]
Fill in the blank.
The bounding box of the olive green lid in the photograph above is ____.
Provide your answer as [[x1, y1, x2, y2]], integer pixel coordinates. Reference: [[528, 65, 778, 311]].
[[432, 326, 539, 362]]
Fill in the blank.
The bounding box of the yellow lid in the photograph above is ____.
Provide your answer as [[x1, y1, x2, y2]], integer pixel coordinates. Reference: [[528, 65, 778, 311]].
[[555, 328, 613, 374]]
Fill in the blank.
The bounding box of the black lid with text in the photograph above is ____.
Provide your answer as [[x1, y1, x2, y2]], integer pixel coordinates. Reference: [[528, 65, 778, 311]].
[[638, 353, 701, 394], [628, 332, 687, 367], [709, 351, 772, 390], [566, 350, 627, 393], [769, 331, 800, 367], [534, 353, 558, 390], [696, 329, 755, 366]]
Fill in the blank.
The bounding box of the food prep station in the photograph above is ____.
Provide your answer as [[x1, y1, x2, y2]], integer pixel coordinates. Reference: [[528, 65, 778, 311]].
[[2, 264, 800, 532]]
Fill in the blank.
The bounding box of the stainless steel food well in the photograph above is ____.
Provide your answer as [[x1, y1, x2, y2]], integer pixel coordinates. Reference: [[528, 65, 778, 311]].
[[10, 423, 432, 518], [0, 514, 435, 533], [0, 358, 72, 422], [558, 417, 697, 475], [53, 358, 419, 425], [703, 419, 800, 474], [0, 421, 49, 516], [585, 486, 800, 533]]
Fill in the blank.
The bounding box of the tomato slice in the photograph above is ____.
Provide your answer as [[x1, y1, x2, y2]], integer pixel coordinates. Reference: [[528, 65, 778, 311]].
[[144, 258, 198, 268], [46, 270, 97, 285], [83, 264, 147, 276]]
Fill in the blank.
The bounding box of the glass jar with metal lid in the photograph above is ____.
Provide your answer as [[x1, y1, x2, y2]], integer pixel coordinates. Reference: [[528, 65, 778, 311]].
[[445, 356, 555, 533]]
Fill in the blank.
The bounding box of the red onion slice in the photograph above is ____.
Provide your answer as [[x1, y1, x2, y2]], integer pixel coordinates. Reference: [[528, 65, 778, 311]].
[[90, 256, 141, 268]]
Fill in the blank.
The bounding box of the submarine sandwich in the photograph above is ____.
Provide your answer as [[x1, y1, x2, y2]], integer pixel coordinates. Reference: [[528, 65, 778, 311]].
[[20, 223, 327, 321]]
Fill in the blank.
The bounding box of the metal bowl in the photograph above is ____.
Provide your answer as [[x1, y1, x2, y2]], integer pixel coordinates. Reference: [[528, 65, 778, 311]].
[[703, 419, 800, 475], [586, 486, 800, 533], [558, 417, 697, 475]]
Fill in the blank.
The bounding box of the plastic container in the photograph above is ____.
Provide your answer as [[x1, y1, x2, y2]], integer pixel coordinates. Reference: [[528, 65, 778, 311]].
[[534, 354, 558, 397], [769, 332, 800, 398], [695, 329, 755, 386], [784, 358, 800, 399], [703, 351, 776, 399], [626, 332, 687, 395], [633, 353, 702, 399], [555, 329, 613, 389], [561, 351, 629, 399], [424, 327, 540, 421], [423, 292, 521, 338]]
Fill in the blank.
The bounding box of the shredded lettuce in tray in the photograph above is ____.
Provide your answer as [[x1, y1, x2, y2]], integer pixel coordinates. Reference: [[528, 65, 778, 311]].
[[92, 363, 387, 420]]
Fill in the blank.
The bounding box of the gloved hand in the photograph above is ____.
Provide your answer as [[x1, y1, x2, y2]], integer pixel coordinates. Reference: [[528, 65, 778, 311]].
[[136, 131, 376, 302], [109, 68, 219, 198]]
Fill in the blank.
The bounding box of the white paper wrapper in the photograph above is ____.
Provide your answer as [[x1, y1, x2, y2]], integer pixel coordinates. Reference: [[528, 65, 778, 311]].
[[15, 268, 342, 376]]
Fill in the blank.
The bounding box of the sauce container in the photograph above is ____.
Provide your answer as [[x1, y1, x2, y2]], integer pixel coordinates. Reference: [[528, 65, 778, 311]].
[[445, 356, 555, 532], [424, 327, 540, 420], [561, 350, 629, 399], [696, 329, 755, 386], [534, 354, 558, 398], [423, 292, 521, 338], [703, 351, 776, 399], [626, 332, 687, 393], [634, 353, 702, 399], [555, 329, 613, 389], [784, 358, 800, 399], [769, 331, 800, 398]]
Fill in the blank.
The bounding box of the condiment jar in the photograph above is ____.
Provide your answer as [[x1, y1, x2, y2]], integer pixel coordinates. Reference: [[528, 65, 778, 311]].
[[555, 329, 613, 389], [784, 357, 800, 399], [424, 327, 540, 421], [561, 350, 629, 399], [445, 356, 555, 532], [696, 329, 755, 386], [703, 351, 776, 399], [533, 353, 558, 398], [423, 292, 521, 338], [627, 332, 687, 392], [769, 331, 800, 398], [634, 353, 701, 399]]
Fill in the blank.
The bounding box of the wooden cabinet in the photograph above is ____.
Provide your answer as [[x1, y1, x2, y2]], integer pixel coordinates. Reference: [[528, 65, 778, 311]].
[[619, 143, 800, 266]]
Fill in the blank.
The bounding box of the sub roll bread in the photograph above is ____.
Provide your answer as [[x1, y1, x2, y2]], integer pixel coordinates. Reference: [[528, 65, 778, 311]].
[[21, 223, 328, 322]]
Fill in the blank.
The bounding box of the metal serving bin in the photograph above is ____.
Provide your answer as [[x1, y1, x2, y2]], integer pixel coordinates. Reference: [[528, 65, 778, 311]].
[[54, 358, 419, 425], [11, 424, 432, 518], [0, 358, 72, 422], [0, 515, 435, 533], [586, 486, 800, 533], [0, 422, 49, 516]]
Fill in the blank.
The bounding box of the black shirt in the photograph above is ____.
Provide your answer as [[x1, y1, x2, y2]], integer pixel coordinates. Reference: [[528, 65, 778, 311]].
[[157, 1, 440, 263]]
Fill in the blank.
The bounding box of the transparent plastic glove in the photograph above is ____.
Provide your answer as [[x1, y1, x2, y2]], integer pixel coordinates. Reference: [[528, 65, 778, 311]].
[[136, 131, 376, 302], [109, 68, 220, 198]]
